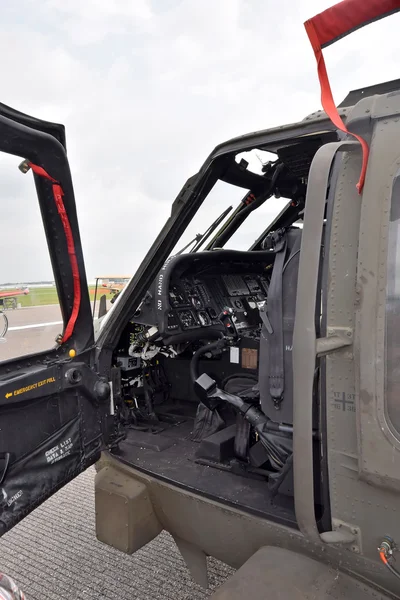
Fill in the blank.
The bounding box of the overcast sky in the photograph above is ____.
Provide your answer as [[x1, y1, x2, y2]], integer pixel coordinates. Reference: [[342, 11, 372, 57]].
[[1, 0, 400, 283]]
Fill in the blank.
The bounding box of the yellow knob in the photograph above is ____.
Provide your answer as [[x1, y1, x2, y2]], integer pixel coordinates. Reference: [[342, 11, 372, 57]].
[[69, 349, 76, 358]]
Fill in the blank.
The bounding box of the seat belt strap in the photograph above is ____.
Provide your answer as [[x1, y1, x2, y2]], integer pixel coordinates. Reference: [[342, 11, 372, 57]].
[[265, 230, 287, 406]]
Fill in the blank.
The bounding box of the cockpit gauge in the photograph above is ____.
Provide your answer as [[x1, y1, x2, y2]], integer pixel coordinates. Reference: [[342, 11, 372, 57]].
[[169, 285, 187, 307], [190, 293, 203, 310], [198, 311, 211, 326], [178, 310, 197, 329]]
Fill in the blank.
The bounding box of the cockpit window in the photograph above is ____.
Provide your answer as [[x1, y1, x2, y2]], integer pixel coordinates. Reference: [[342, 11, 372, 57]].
[[0, 153, 63, 362], [171, 158, 293, 256], [223, 196, 290, 251], [235, 148, 276, 176], [171, 180, 246, 255]]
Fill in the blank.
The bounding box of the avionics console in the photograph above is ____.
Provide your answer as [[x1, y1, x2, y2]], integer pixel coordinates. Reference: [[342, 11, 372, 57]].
[[133, 250, 274, 338]]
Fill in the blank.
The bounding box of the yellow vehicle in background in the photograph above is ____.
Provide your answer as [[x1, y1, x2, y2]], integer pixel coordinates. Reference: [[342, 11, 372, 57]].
[[92, 275, 131, 317]]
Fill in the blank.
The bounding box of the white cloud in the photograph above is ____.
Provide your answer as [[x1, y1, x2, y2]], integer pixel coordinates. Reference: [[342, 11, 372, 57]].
[[44, 0, 154, 44]]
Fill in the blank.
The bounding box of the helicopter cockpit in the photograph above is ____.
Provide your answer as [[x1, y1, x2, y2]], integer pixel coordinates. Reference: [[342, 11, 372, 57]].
[[108, 129, 334, 526]]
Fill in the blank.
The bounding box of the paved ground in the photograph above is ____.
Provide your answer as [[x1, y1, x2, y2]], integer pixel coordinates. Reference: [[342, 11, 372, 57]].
[[0, 305, 63, 361], [0, 302, 101, 361], [0, 306, 234, 598], [0, 470, 233, 599]]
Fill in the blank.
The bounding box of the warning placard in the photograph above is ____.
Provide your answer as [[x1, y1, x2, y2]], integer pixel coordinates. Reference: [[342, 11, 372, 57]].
[[4, 376, 56, 400]]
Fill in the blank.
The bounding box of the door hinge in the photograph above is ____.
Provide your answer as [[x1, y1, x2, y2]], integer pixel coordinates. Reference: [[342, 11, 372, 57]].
[[316, 327, 353, 357], [320, 519, 361, 552]]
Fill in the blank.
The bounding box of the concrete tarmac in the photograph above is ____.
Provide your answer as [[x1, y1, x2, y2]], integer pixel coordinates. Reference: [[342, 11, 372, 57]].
[[0, 305, 233, 599], [0, 305, 63, 361]]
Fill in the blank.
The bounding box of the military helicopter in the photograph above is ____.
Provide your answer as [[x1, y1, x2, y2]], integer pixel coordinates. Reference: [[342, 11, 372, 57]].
[[1, 1, 400, 598]]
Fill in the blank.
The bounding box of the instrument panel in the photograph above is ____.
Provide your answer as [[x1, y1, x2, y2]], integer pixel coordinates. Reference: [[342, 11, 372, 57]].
[[130, 250, 275, 338], [165, 272, 269, 334]]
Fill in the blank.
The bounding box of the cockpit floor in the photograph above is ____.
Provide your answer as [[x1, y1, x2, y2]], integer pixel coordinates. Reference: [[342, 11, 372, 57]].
[[112, 413, 297, 528]]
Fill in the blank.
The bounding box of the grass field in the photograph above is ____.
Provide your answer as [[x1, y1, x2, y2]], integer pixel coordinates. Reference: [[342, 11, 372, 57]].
[[3, 285, 110, 307]]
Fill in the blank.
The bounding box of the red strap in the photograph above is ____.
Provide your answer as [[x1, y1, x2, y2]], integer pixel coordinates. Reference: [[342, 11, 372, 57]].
[[304, 0, 400, 194], [306, 0, 400, 49], [28, 163, 81, 344]]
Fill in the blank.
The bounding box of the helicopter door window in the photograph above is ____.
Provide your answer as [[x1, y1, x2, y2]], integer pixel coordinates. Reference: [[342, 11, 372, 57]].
[[0, 153, 63, 362], [385, 171, 400, 434]]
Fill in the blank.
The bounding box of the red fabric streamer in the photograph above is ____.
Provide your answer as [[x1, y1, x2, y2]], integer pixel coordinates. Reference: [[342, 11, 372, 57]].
[[28, 162, 81, 343], [304, 0, 400, 193]]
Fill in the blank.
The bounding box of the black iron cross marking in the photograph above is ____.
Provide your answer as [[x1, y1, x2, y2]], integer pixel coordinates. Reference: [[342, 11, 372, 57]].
[[333, 392, 355, 412]]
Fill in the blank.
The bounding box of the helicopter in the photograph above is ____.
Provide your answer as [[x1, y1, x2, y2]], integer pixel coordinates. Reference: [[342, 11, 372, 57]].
[[1, 1, 400, 598]]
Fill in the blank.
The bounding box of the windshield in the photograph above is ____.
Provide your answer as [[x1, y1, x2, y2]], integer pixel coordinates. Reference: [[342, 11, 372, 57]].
[[222, 196, 290, 250], [170, 180, 245, 255], [170, 148, 289, 255]]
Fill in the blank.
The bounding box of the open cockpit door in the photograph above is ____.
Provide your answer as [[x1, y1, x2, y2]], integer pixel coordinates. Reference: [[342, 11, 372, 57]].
[[0, 104, 113, 535]]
